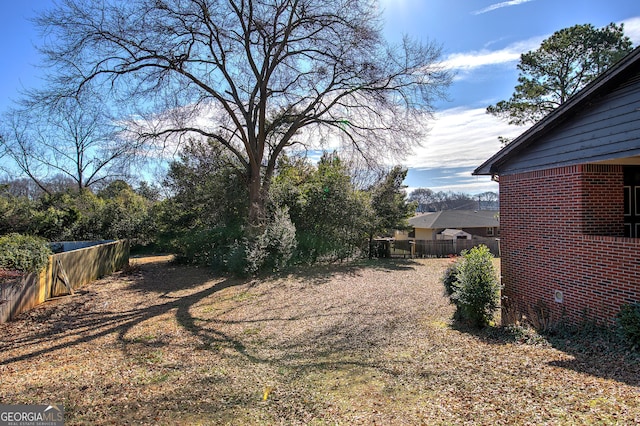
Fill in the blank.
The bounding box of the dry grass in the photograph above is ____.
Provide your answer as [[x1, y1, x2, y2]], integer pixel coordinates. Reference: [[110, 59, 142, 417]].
[[0, 256, 638, 425]]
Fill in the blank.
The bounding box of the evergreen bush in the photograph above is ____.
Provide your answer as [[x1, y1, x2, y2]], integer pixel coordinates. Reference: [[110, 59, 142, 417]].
[[449, 245, 500, 327], [0, 233, 51, 274], [243, 207, 297, 275], [616, 302, 640, 350], [169, 225, 244, 269], [441, 258, 462, 297], [169, 208, 297, 276]]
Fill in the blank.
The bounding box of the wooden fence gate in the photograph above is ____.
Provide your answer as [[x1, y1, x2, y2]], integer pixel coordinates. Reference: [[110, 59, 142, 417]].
[[0, 240, 129, 323]]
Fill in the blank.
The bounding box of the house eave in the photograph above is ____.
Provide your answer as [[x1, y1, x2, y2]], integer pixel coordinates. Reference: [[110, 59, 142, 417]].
[[472, 46, 640, 177]]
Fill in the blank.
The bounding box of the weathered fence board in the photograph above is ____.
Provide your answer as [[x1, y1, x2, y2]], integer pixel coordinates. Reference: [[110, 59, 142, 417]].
[[48, 239, 129, 297], [0, 240, 129, 323], [390, 238, 500, 258]]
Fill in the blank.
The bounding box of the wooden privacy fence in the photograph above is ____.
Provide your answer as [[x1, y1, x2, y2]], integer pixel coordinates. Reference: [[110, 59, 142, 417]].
[[0, 240, 129, 323], [384, 238, 500, 258]]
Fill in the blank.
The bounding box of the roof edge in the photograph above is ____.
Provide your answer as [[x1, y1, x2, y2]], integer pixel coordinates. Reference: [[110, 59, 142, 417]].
[[473, 45, 640, 176]]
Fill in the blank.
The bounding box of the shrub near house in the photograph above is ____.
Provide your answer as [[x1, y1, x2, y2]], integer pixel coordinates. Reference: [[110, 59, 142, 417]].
[[474, 47, 640, 327], [442, 245, 500, 327]]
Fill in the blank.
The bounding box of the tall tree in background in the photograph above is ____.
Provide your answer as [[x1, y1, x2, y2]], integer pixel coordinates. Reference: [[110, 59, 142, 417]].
[[487, 23, 633, 126], [369, 166, 415, 237], [476, 191, 499, 210], [1, 95, 135, 194], [407, 188, 435, 213], [35, 0, 451, 230], [408, 188, 490, 212]]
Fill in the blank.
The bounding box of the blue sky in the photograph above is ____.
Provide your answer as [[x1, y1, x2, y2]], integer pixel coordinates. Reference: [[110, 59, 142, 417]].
[[381, 0, 640, 194], [1, 0, 640, 194]]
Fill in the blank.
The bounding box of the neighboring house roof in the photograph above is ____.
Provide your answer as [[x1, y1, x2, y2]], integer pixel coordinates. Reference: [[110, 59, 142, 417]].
[[474, 46, 640, 177], [409, 210, 499, 229]]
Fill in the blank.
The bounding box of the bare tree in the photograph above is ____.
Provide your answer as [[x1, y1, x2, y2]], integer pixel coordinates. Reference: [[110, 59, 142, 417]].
[[35, 0, 451, 228], [408, 187, 435, 212], [1, 95, 136, 194], [0, 177, 52, 200], [476, 191, 499, 210], [408, 187, 483, 211]]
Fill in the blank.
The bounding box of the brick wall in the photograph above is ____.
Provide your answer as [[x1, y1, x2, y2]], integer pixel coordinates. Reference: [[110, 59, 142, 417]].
[[500, 164, 639, 325]]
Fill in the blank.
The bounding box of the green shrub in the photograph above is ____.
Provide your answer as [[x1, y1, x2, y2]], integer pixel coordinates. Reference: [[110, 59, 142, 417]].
[[167, 225, 244, 268], [0, 233, 51, 273], [295, 231, 353, 263], [616, 302, 640, 350], [243, 207, 297, 275], [441, 257, 462, 297], [225, 239, 249, 275], [450, 245, 500, 327], [166, 208, 297, 277]]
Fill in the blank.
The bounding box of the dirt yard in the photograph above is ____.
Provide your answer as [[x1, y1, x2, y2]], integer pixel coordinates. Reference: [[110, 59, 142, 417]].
[[0, 256, 638, 425]]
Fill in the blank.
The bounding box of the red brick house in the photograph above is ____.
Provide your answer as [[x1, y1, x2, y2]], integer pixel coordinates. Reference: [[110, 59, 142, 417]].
[[474, 47, 640, 326]]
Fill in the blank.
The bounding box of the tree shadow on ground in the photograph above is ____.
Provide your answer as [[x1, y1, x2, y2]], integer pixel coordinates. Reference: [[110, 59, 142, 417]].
[[0, 258, 248, 366], [23, 256, 423, 423], [5, 256, 637, 423], [0, 256, 416, 368], [543, 325, 640, 387], [276, 258, 423, 286], [451, 318, 640, 387]]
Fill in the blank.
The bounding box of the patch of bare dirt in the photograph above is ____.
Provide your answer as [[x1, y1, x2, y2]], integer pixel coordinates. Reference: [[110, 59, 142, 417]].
[[0, 257, 638, 425]]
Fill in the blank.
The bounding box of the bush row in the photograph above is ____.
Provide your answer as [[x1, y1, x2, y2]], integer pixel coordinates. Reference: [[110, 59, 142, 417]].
[[0, 233, 51, 274]]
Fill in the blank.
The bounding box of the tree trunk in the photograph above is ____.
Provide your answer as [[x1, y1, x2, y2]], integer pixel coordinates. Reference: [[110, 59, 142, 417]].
[[247, 162, 265, 235]]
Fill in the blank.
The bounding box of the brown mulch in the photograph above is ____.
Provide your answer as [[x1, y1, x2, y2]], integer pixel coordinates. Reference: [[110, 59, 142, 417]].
[[0, 256, 638, 425]]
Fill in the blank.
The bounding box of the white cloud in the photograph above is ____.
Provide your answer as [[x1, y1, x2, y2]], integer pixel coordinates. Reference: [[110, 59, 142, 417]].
[[471, 0, 535, 15], [621, 16, 640, 45], [441, 49, 519, 71], [440, 15, 640, 74], [439, 36, 544, 72], [403, 106, 527, 171]]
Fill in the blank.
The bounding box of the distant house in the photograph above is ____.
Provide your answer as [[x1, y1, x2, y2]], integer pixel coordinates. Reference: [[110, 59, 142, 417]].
[[474, 46, 640, 326], [395, 210, 499, 241], [439, 228, 472, 240]]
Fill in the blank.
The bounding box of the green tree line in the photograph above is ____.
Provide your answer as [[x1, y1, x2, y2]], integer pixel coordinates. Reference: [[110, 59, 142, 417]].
[[1, 140, 415, 275]]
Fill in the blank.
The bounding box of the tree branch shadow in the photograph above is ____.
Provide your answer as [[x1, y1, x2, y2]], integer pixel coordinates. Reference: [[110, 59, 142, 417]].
[[0, 256, 419, 368], [0, 259, 247, 366], [450, 319, 640, 387]]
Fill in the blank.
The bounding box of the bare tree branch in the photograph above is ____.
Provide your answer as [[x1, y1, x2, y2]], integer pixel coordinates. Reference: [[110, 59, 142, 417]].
[[1, 93, 137, 192], [34, 0, 451, 226]]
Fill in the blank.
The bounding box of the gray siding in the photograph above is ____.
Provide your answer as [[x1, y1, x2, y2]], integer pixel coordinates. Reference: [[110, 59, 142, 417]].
[[498, 72, 640, 175]]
